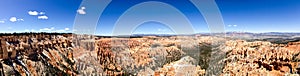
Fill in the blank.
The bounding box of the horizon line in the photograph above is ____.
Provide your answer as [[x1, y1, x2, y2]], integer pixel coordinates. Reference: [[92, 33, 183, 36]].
[[1, 31, 300, 36]]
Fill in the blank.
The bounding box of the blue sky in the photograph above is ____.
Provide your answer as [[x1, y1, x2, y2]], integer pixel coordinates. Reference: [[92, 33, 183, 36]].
[[0, 0, 299, 35]]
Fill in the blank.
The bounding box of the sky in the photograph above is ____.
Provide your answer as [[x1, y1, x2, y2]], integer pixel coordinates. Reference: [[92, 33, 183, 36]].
[[0, 0, 299, 35]]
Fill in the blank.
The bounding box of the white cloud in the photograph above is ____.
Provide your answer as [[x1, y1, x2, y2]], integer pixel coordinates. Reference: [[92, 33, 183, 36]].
[[17, 19, 24, 21], [28, 10, 48, 20], [77, 7, 86, 15], [81, 7, 86, 9], [39, 27, 70, 33], [0, 20, 4, 23], [40, 27, 55, 31], [0, 19, 6, 23], [9, 17, 24, 22], [25, 29, 36, 32], [39, 12, 45, 15], [228, 25, 237, 27], [65, 28, 70, 31], [55, 30, 66, 32], [38, 15, 48, 20], [55, 28, 71, 32], [9, 17, 17, 22], [77, 9, 86, 14], [28, 11, 39, 15]]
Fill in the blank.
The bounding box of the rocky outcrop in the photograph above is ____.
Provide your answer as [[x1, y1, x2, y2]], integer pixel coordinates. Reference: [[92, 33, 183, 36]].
[[91, 36, 220, 75], [222, 40, 300, 75], [9, 33, 300, 75], [153, 56, 205, 76], [0, 34, 76, 75]]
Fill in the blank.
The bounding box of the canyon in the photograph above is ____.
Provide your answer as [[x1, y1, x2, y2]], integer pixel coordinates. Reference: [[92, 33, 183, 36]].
[[0, 33, 299, 75]]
